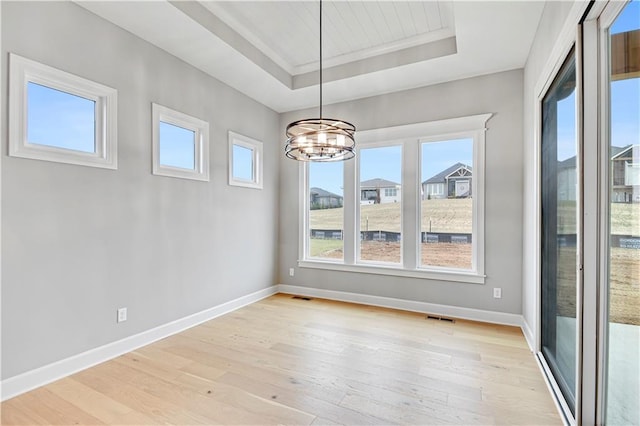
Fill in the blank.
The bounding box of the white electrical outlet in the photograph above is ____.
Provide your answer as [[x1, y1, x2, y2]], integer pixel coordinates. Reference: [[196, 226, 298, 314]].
[[493, 288, 502, 299], [117, 307, 127, 323], [289, 268, 295, 277]]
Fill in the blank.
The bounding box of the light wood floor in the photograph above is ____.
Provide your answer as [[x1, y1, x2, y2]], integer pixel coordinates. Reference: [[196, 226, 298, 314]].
[[1, 294, 561, 425]]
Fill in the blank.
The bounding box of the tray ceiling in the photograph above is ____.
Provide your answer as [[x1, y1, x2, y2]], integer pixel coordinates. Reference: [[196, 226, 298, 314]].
[[201, 1, 455, 74], [76, 1, 545, 113]]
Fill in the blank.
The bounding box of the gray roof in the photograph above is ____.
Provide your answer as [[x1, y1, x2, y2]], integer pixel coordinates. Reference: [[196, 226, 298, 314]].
[[360, 178, 399, 189], [310, 187, 342, 199], [611, 144, 638, 160], [422, 163, 472, 185], [558, 156, 576, 170], [559, 145, 631, 169]]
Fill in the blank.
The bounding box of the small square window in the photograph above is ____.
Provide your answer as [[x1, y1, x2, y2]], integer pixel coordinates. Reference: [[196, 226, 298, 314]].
[[152, 103, 209, 181], [228, 131, 263, 189], [9, 53, 117, 169], [159, 122, 195, 170]]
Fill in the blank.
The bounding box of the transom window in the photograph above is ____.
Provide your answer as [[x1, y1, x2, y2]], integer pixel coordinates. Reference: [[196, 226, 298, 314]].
[[300, 114, 491, 284], [228, 131, 263, 189], [9, 53, 117, 169], [152, 103, 209, 181]]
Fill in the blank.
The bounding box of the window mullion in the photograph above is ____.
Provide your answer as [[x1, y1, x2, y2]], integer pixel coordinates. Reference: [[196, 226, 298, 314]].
[[403, 139, 419, 270], [343, 154, 357, 265]]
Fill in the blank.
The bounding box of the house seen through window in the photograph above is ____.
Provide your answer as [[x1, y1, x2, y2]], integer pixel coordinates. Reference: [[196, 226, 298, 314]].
[[308, 161, 344, 260], [421, 138, 474, 270], [359, 145, 402, 264]]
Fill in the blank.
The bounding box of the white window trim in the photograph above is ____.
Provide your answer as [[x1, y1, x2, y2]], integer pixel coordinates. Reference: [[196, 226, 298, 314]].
[[8, 53, 117, 169], [356, 140, 404, 266], [228, 131, 263, 189], [418, 127, 486, 276], [299, 113, 492, 284], [152, 103, 209, 182]]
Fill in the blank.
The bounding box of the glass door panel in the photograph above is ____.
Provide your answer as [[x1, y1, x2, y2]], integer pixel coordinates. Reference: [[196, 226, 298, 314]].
[[541, 48, 578, 415], [605, 1, 639, 423]]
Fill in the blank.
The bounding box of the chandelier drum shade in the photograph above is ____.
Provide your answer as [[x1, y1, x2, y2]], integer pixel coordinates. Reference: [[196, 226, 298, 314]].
[[285, 118, 356, 161], [284, 0, 356, 162]]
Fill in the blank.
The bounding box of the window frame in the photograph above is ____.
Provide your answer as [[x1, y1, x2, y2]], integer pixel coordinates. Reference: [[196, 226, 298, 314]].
[[8, 53, 118, 169], [356, 141, 404, 266], [302, 161, 346, 262], [151, 103, 209, 182], [299, 114, 492, 284], [228, 131, 263, 189], [418, 131, 484, 275]]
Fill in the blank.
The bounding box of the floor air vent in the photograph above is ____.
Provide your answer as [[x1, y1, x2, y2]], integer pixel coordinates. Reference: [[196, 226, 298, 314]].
[[426, 315, 455, 323], [291, 295, 313, 301]]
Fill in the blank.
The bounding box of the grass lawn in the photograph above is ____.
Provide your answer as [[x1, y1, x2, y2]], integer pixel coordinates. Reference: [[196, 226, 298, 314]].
[[310, 198, 473, 233], [311, 198, 639, 235], [309, 239, 343, 258]]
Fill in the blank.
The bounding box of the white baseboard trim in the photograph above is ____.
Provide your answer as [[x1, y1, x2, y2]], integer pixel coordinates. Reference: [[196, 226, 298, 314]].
[[1, 285, 278, 402], [522, 318, 536, 352], [277, 284, 524, 327]]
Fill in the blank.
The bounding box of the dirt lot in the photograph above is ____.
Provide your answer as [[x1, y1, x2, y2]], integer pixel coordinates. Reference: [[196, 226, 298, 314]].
[[312, 242, 472, 269], [556, 247, 639, 325]]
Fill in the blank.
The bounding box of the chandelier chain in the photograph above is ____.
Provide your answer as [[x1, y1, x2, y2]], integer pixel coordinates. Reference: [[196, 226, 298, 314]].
[[283, 0, 355, 162], [319, 0, 323, 119]]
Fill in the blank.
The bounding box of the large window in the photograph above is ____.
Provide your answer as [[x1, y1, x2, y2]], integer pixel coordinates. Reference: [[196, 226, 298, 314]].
[[307, 162, 344, 260], [358, 145, 402, 264], [301, 114, 490, 283], [9, 53, 117, 169], [421, 138, 474, 270]]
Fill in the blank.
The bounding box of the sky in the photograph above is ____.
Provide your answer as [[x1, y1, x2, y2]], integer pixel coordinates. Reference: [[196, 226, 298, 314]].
[[609, 0, 639, 149], [27, 82, 95, 153], [158, 122, 195, 170], [232, 144, 254, 181], [555, 0, 639, 160]]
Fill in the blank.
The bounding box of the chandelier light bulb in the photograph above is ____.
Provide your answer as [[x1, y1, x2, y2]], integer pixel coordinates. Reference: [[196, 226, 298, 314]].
[[283, 0, 356, 162]]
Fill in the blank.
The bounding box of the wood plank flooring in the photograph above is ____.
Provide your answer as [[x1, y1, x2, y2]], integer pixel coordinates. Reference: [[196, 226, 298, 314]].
[[1, 294, 561, 425]]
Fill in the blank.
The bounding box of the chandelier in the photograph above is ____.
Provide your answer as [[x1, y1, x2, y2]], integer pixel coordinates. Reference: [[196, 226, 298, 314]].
[[284, 0, 356, 162]]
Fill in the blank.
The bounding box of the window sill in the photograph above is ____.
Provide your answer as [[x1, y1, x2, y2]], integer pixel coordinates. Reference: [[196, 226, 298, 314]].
[[297, 260, 486, 284]]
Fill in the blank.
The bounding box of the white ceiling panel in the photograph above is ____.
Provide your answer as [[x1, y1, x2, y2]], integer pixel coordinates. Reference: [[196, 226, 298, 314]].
[[202, 1, 454, 73]]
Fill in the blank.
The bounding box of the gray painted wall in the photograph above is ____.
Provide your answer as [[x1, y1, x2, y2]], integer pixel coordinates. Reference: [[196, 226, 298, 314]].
[[279, 70, 525, 315], [522, 1, 576, 339], [1, 1, 279, 379]]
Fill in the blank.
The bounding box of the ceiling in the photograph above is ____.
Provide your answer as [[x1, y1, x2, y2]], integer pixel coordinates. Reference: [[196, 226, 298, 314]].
[[201, 1, 455, 74], [76, 1, 545, 113]]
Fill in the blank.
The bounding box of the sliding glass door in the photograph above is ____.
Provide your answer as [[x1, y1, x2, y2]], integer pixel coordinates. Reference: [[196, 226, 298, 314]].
[[604, 1, 639, 423], [540, 48, 578, 415], [538, 2, 639, 422]]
